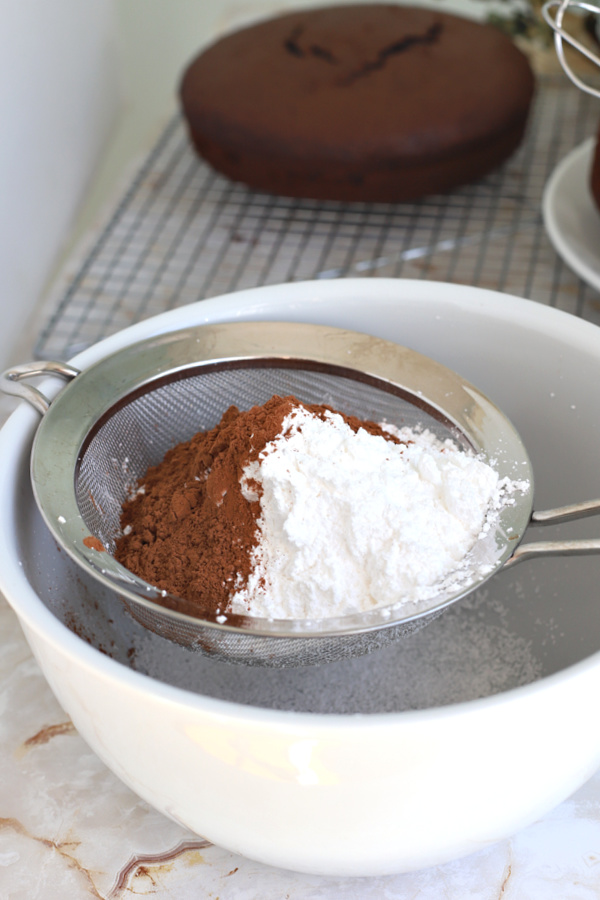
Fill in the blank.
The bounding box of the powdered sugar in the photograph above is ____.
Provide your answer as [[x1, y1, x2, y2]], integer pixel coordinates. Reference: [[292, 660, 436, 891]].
[[230, 405, 524, 620]]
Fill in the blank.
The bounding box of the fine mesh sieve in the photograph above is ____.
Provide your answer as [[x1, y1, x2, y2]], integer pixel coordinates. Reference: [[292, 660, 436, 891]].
[[5, 320, 598, 668]]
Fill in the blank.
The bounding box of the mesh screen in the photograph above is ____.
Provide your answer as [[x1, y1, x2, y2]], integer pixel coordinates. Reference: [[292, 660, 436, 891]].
[[121, 596, 435, 667]]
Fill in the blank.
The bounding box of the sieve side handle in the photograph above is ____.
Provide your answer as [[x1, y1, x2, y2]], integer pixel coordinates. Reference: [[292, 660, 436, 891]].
[[505, 538, 600, 566], [504, 498, 600, 567], [0, 360, 80, 415]]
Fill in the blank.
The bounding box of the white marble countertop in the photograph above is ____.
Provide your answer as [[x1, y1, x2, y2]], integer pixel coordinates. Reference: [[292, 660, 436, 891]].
[[2, 575, 600, 898]]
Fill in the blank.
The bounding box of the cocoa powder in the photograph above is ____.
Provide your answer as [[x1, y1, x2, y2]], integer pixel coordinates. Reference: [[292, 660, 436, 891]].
[[114, 395, 400, 618]]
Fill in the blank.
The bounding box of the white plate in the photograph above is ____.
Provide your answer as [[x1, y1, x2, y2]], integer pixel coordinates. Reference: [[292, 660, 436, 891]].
[[542, 137, 600, 292]]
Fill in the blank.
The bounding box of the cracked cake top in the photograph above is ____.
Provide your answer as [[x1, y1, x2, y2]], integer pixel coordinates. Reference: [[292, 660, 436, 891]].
[[179, 3, 534, 202]]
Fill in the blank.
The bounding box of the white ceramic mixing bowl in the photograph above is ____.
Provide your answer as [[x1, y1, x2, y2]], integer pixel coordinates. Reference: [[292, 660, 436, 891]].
[[2, 278, 600, 876]]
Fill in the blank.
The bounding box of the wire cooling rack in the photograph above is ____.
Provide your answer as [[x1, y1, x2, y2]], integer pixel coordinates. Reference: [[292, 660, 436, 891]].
[[35, 76, 600, 360]]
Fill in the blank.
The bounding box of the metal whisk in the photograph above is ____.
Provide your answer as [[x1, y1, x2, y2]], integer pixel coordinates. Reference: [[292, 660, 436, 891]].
[[542, 0, 600, 97]]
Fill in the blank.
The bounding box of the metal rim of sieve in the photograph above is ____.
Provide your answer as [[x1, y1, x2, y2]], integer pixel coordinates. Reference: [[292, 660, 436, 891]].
[[19, 321, 534, 649]]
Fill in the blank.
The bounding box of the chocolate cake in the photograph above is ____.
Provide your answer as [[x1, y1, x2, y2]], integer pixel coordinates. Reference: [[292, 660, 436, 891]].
[[179, 3, 535, 203]]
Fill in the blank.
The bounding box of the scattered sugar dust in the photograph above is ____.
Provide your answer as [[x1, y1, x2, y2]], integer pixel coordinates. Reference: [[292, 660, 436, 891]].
[[129, 581, 543, 714]]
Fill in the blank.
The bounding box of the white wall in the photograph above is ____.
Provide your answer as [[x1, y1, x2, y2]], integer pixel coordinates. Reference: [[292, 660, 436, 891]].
[[0, 0, 120, 368], [0, 0, 265, 370]]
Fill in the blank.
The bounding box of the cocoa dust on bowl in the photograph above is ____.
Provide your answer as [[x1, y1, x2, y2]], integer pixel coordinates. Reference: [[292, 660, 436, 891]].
[[115, 394, 528, 625]]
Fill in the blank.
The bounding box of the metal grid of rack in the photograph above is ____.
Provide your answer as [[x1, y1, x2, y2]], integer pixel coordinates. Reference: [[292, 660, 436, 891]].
[[36, 76, 600, 360]]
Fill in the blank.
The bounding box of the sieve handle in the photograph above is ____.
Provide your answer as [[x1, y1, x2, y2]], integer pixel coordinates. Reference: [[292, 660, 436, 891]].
[[0, 360, 80, 415], [505, 498, 600, 567]]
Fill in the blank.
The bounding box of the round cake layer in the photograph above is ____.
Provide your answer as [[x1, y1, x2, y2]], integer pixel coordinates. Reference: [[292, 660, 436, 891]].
[[179, 3, 536, 202]]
